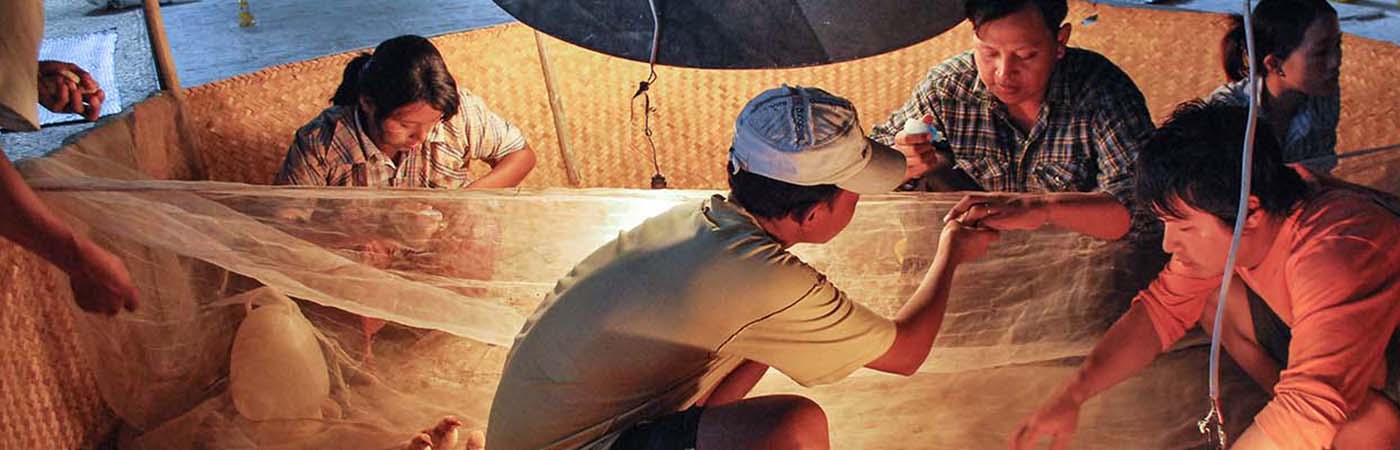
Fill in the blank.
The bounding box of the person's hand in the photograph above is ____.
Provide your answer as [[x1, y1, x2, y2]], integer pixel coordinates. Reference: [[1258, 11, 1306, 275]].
[[349, 237, 404, 269], [64, 237, 139, 315], [387, 201, 445, 250], [38, 74, 83, 116], [271, 205, 315, 223], [944, 193, 1051, 232], [1010, 390, 1082, 450], [937, 217, 1000, 265], [37, 60, 105, 121], [893, 114, 954, 181]]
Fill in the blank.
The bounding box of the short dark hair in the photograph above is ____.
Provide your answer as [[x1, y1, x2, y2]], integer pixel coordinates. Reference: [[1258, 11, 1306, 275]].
[[1220, 0, 1337, 82], [964, 0, 1067, 34], [1136, 100, 1308, 225], [727, 160, 841, 223], [331, 35, 461, 124]]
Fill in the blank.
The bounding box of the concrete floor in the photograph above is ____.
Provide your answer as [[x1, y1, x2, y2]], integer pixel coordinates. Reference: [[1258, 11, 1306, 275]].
[[5, 0, 1397, 160]]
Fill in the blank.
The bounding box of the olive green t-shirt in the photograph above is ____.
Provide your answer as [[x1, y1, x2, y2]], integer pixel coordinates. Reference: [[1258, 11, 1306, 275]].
[[487, 195, 896, 450]]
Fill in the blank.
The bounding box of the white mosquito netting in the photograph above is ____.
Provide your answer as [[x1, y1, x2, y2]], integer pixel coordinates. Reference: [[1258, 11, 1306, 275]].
[[21, 144, 1400, 449]]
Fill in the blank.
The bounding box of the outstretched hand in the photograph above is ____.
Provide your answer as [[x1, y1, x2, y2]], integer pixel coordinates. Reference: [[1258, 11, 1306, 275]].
[[938, 216, 1001, 265], [1010, 390, 1081, 450], [65, 237, 139, 315], [944, 193, 1050, 232]]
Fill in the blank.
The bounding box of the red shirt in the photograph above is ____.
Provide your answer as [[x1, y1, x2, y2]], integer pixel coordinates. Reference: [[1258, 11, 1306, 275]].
[[1135, 184, 1400, 449]]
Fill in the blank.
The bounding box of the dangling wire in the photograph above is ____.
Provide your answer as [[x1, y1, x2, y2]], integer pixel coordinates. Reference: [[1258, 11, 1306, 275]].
[[1198, 397, 1228, 449], [1200, 0, 1262, 448], [629, 0, 667, 189]]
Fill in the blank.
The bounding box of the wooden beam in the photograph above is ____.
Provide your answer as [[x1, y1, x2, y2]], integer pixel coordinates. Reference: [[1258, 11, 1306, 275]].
[[142, 0, 182, 95], [533, 31, 582, 187]]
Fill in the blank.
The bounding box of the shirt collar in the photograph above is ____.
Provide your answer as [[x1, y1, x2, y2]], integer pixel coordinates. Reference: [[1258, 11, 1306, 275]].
[[703, 195, 757, 228], [703, 194, 782, 237], [349, 108, 393, 164], [425, 113, 452, 147]]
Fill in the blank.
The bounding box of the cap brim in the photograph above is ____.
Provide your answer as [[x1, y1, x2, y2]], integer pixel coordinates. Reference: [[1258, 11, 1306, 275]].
[[836, 139, 907, 194]]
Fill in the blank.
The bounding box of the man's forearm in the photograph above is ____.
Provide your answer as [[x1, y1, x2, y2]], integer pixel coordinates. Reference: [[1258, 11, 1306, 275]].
[[468, 147, 536, 189], [0, 154, 80, 270], [1060, 303, 1165, 405], [866, 248, 962, 375], [703, 360, 770, 407], [1231, 425, 1282, 450], [1044, 192, 1131, 240]]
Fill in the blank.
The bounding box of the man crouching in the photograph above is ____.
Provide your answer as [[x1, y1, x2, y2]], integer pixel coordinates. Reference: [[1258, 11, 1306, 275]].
[[486, 85, 999, 449], [1013, 101, 1400, 450]]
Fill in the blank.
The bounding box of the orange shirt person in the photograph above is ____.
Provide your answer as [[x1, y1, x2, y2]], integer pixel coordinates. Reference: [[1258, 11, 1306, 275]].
[[1012, 101, 1400, 450]]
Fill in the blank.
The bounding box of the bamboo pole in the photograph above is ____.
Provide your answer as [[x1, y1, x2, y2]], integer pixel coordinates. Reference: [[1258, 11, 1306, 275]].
[[142, 0, 182, 95], [532, 31, 582, 187]]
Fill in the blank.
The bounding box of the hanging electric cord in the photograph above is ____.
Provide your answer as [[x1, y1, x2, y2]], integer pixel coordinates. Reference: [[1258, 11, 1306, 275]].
[[629, 0, 668, 189], [1199, 0, 1261, 447]]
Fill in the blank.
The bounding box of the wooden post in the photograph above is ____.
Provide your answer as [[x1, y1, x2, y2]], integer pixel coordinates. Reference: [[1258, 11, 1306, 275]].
[[142, 0, 182, 95], [533, 31, 582, 187]]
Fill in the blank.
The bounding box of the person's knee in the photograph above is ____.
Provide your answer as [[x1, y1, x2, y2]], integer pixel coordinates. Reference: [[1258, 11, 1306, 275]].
[[698, 395, 830, 450], [1334, 391, 1400, 450], [769, 395, 830, 449]]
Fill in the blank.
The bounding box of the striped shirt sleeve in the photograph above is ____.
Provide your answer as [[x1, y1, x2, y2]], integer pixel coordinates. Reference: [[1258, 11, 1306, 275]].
[[453, 92, 526, 163], [275, 129, 329, 186], [1090, 85, 1152, 208], [869, 57, 959, 149]]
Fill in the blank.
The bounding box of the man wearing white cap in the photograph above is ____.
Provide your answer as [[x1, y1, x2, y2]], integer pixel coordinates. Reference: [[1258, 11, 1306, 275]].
[[487, 86, 1000, 450]]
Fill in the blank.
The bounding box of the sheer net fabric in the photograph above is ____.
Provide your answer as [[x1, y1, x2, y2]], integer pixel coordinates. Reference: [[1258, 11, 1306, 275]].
[[21, 145, 1400, 449]]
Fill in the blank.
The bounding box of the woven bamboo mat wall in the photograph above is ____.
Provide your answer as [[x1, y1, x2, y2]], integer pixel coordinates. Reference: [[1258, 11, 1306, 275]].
[[180, 0, 1400, 189], [0, 1, 1396, 447], [0, 95, 197, 450], [0, 240, 116, 450]]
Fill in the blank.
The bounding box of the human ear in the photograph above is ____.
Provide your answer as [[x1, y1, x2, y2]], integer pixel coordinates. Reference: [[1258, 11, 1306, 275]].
[[1243, 196, 1267, 230], [1263, 54, 1284, 77], [1056, 24, 1072, 58]]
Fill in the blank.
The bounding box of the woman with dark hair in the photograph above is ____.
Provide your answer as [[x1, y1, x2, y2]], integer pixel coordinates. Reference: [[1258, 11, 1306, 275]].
[[273, 35, 534, 363], [1209, 0, 1342, 174], [276, 34, 535, 189]]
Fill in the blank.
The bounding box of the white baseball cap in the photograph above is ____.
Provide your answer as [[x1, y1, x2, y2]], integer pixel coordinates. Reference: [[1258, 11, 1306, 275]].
[[730, 85, 905, 194]]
